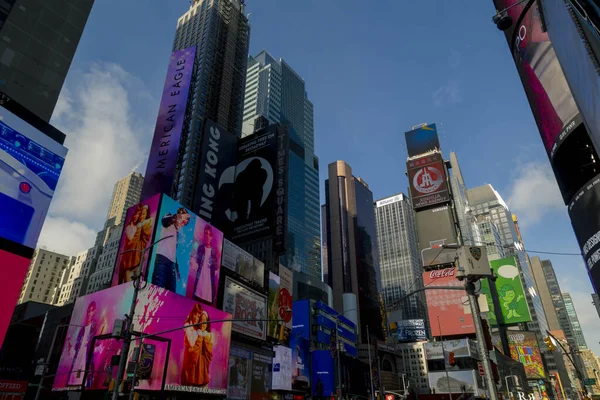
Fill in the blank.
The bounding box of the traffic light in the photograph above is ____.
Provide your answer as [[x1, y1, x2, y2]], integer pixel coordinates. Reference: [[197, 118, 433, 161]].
[[543, 336, 556, 351]]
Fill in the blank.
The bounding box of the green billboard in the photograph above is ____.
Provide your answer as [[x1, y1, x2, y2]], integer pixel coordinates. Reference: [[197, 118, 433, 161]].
[[479, 278, 498, 326], [490, 257, 532, 324]]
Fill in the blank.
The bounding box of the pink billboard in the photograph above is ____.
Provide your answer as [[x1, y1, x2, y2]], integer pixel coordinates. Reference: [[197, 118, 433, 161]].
[[0, 249, 31, 347], [53, 282, 232, 395], [111, 193, 161, 286]]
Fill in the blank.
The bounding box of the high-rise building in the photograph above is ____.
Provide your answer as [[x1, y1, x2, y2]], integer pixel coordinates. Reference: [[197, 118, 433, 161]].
[[562, 293, 588, 350], [374, 193, 425, 321], [56, 246, 100, 305], [105, 172, 143, 227], [322, 161, 383, 342], [593, 293, 600, 319], [540, 260, 577, 348], [17, 249, 71, 305], [0, 0, 94, 121], [579, 349, 600, 395], [241, 51, 320, 278], [85, 223, 123, 294]]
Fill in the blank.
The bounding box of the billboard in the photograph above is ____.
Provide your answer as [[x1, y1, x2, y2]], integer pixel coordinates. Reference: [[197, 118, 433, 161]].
[[291, 335, 310, 391], [193, 118, 238, 230], [395, 319, 427, 342], [111, 194, 161, 286], [479, 278, 498, 326], [506, 331, 546, 379], [423, 267, 475, 337], [407, 153, 450, 209], [53, 283, 232, 394], [250, 353, 272, 400], [568, 175, 600, 291], [311, 350, 335, 397], [425, 339, 479, 360], [405, 123, 441, 158], [272, 345, 292, 391], [267, 266, 294, 344], [222, 239, 265, 288], [222, 277, 267, 340], [0, 103, 67, 249], [416, 204, 459, 259], [292, 299, 311, 340], [490, 257, 532, 324], [493, 0, 581, 158], [146, 194, 224, 306], [141, 46, 196, 200], [428, 370, 477, 394], [227, 346, 251, 400], [0, 247, 31, 346]]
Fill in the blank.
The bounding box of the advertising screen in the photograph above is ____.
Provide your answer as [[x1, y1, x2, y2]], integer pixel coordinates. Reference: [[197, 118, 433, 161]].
[[396, 319, 427, 342], [267, 266, 294, 344], [292, 299, 311, 340], [405, 123, 441, 158], [506, 331, 546, 379], [53, 283, 232, 394], [141, 46, 196, 200], [291, 335, 310, 391], [227, 346, 251, 400], [311, 350, 335, 397], [478, 278, 498, 326], [250, 353, 272, 400], [111, 194, 161, 286], [423, 267, 475, 337], [493, 0, 581, 158], [416, 204, 459, 257], [0, 104, 67, 249], [490, 257, 532, 324], [222, 277, 267, 340], [222, 239, 265, 288], [146, 194, 224, 307], [407, 153, 450, 209], [425, 339, 478, 360], [272, 345, 292, 391], [568, 175, 600, 291], [0, 247, 31, 346], [428, 370, 477, 394]]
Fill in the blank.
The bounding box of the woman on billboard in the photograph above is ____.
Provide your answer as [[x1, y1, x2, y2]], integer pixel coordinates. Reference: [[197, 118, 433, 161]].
[[67, 301, 98, 386], [192, 225, 219, 304], [182, 304, 213, 386], [119, 204, 153, 283]]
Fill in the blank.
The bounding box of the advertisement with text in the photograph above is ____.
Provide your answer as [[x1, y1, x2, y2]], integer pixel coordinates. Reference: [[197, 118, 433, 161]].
[[222, 238, 265, 288], [227, 346, 251, 400], [507, 331, 546, 379], [407, 153, 450, 209], [222, 277, 267, 340]]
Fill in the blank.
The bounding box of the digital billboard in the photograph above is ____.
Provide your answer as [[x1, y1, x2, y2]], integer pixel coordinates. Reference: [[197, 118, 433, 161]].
[[272, 345, 292, 391], [407, 153, 450, 209], [222, 277, 267, 340], [395, 319, 427, 342], [568, 175, 600, 291], [428, 370, 477, 394], [423, 267, 475, 337], [506, 331, 546, 379], [141, 46, 196, 200], [146, 194, 224, 307], [479, 278, 498, 326], [222, 239, 265, 288], [227, 346, 251, 400], [416, 204, 459, 257], [405, 123, 441, 158], [291, 335, 310, 391], [267, 266, 294, 344], [53, 282, 232, 394], [111, 194, 161, 286], [250, 353, 272, 400], [311, 350, 335, 397], [493, 0, 581, 158], [490, 257, 532, 324], [292, 299, 311, 340], [0, 246, 31, 346], [0, 103, 67, 249], [425, 339, 479, 360]]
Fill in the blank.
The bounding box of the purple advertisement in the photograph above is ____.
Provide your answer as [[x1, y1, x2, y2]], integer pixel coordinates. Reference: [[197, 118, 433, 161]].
[[141, 46, 197, 200]]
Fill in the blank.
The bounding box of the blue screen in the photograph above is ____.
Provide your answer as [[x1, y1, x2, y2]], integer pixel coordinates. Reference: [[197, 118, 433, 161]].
[[311, 350, 335, 397], [292, 300, 311, 339], [0, 193, 33, 244]]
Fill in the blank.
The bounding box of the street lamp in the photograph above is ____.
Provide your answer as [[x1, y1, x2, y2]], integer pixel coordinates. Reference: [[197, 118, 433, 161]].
[[491, 0, 530, 31]]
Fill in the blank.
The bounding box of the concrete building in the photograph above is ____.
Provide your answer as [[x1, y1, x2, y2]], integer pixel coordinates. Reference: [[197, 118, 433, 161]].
[[579, 349, 600, 395], [540, 260, 577, 347], [475, 215, 506, 261], [396, 341, 430, 394], [374, 193, 425, 321], [562, 293, 588, 350], [241, 51, 320, 279], [105, 171, 143, 227], [593, 293, 600, 319], [0, 0, 94, 121], [86, 223, 123, 294], [18, 249, 71, 305], [56, 246, 100, 305]]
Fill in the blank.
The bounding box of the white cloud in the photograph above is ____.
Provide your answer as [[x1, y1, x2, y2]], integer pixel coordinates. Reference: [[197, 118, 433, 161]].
[[508, 162, 564, 227], [38, 216, 98, 255], [433, 81, 462, 107]]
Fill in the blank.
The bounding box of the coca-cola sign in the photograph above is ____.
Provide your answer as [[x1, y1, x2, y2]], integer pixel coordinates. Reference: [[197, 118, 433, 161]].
[[429, 267, 456, 279]]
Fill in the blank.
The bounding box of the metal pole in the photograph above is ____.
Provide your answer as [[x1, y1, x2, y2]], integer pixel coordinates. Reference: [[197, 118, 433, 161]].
[[128, 337, 143, 400], [466, 281, 499, 400], [437, 317, 453, 400], [367, 327, 375, 400]]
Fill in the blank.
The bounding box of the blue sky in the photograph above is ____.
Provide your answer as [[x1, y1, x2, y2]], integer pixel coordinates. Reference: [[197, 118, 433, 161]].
[[39, 0, 599, 352]]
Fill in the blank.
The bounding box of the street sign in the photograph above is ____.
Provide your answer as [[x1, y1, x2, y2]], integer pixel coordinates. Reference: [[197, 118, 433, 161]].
[[584, 378, 596, 386]]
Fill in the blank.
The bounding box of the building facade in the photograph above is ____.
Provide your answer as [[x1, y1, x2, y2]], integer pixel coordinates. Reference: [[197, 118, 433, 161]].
[[0, 0, 94, 121], [18, 249, 71, 305], [105, 172, 143, 227], [241, 51, 320, 279], [374, 193, 424, 321], [593, 293, 600, 319], [56, 246, 100, 305], [396, 341, 430, 394], [86, 223, 123, 294], [562, 293, 588, 350], [541, 260, 577, 347]]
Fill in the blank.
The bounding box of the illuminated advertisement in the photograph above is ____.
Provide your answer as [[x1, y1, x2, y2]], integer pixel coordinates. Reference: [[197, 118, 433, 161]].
[[141, 46, 197, 200], [222, 239, 265, 288], [425, 339, 479, 360], [0, 247, 31, 346], [490, 257, 532, 324], [396, 319, 427, 342], [423, 267, 475, 337], [291, 334, 310, 391], [405, 123, 441, 158], [53, 282, 232, 394], [272, 345, 292, 391], [493, 0, 581, 158], [292, 299, 311, 340], [479, 278, 498, 326], [507, 331, 546, 379], [111, 194, 161, 286], [267, 267, 294, 344], [311, 350, 335, 397], [146, 194, 224, 306], [222, 277, 267, 340], [0, 103, 67, 249], [428, 370, 477, 394], [227, 347, 251, 400], [250, 353, 272, 400], [407, 153, 450, 209]]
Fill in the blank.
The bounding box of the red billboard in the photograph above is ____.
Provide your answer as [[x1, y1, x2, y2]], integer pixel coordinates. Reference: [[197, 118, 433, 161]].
[[0, 248, 31, 346], [423, 267, 475, 337], [407, 153, 450, 209]]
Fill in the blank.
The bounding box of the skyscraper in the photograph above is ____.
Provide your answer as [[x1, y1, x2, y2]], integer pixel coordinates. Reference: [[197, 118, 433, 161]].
[[18, 249, 71, 305], [540, 260, 577, 347], [0, 0, 95, 121], [374, 193, 424, 321], [105, 172, 144, 227], [241, 51, 320, 278], [322, 161, 383, 343], [562, 293, 588, 350]]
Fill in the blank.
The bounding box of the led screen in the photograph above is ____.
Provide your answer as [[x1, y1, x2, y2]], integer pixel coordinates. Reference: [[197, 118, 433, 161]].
[[311, 350, 335, 397], [0, 248, 31, 346], [405, 123, 440, 158]]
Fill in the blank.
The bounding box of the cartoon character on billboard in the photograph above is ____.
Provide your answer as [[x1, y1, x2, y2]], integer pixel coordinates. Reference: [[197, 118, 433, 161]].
[[67, 302, 99, 386], [182, 304, 213, 387], [119, 204, 154, 283], [499, 284, 524, 319], [151, 208, 191, 292], [192, 224, 220, 304]]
